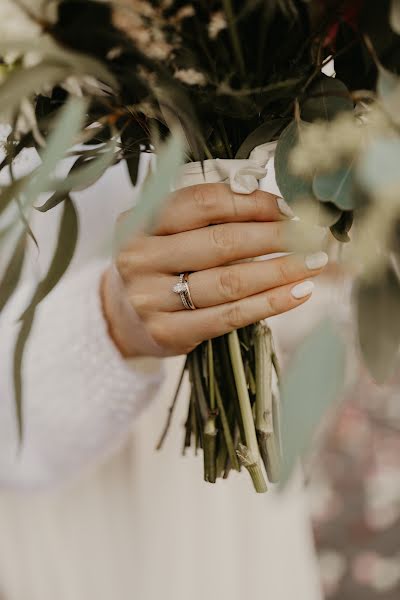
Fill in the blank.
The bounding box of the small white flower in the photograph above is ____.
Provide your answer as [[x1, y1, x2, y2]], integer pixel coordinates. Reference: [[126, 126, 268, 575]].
[[208, 11, 227, 39], [174, 68, 206, 86]]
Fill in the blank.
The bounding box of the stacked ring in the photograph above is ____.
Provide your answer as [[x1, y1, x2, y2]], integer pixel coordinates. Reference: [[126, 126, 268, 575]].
[[172, 273, 197, 310]]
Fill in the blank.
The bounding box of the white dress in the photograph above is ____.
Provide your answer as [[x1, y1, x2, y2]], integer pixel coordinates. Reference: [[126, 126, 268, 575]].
[[0, 141, 322, 600]]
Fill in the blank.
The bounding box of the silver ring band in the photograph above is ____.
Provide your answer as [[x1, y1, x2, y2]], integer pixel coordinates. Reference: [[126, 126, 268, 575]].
[[173, 273, 197, 310]]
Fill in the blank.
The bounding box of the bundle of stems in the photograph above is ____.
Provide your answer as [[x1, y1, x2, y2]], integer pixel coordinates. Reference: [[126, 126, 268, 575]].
[[157, 322, 282, 493]]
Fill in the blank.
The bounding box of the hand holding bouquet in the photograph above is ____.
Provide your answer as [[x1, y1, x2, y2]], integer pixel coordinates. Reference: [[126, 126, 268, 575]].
[[2, 0, 400, 491]]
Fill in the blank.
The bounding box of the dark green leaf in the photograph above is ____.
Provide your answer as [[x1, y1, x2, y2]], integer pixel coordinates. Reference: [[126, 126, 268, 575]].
[[301, 75, 353, 123], [330, 210, 353, 243], [275, 121, 314, 204], [36, 191, 68, 213], [50, 139, 117, 193], [281, 319, 346, 484], [23, 97, 87, 207], [115, 134, 184, 250], [0, 177, 29, 218], [125, 153, 141, 187], [14, 310, 35, 442], [235, 118, 289, 159], [20, 197, 79, 319], [0, 229, 26, 313], [317, 202, 342, 227], [313, 162, 355, 210], [355, 264, 400, 383]]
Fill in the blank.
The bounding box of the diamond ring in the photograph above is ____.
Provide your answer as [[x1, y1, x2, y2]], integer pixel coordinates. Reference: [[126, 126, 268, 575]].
[[173, 273, 197, 310]]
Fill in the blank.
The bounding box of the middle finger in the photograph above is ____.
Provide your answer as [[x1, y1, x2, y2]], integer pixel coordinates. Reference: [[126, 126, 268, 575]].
[[146, 221, 325, 273]]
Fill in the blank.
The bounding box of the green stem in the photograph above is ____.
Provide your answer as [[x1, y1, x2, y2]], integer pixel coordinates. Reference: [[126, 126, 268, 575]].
[[222, 0, 246, 78], [215, 381, 240, 472], [156, 359, 187, 450], [255, 323, 282, 483], [228, 330, 267, 493]]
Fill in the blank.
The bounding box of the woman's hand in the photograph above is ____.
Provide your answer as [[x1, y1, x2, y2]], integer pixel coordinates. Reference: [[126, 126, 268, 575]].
[[101, 184, 328, 358]]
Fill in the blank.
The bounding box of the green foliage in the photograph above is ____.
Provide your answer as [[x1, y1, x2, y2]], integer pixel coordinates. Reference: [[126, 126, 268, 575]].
[[15, 198, 79, 438], [114, 133, 184, 251], [281, 319, 346, 484], [275, 121, 314, 204], [356, 264, 400, 383], [313, 163, 355, 210], [301, 75, 354, 123]]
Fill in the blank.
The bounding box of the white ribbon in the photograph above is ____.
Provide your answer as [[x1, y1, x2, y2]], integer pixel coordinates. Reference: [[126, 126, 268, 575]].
[[175, 141, 278, 194]]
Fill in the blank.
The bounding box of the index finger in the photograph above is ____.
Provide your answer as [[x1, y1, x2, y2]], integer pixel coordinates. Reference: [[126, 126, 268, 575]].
[[153, 183, 293, 235]]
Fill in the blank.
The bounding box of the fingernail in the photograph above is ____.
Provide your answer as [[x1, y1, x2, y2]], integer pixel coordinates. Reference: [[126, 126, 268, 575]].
[[291, 281, 315, 299], [277, 197, 295, 218], [305, 251, 329, 270]]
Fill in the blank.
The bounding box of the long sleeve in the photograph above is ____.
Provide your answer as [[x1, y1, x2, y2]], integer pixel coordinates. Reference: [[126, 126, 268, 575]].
[[0, 259, 163, 489], [0, 138, 163, 488]]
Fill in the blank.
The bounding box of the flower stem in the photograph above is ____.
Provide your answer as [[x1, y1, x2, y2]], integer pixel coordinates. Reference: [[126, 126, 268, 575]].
[[222, 0, 246, 78], [255, 323, 282, 483], [228, 330, 267, 493], [215, 380, 240, 472]]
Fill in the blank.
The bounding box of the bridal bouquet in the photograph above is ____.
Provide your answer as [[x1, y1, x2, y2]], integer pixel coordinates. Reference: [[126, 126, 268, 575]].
[[2, 0, 400, 491]]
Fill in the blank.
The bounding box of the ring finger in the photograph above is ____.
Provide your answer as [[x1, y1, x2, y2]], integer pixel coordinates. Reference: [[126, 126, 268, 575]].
[[126, 251, 328, 314]]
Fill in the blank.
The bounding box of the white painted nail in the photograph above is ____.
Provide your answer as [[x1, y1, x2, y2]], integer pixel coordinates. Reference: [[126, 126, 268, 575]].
[[291, 281, 315, 299], [277, 197, 295, 218], [305, 251, 329, 270]]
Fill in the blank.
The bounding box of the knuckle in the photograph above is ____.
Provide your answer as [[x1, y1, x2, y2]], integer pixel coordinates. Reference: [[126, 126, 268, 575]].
[[192, 185, 217, 214], [276, 262, 288, 283], [115, 252, 135, 281], [210, 224, 237, 254], [218, 267, 242, 300], [265, 291, 280, 315], [223, 302, 245, 330]]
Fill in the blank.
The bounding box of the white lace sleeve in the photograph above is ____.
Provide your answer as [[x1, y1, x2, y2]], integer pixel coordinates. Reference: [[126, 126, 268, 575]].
[[0, 260, 163, 490]]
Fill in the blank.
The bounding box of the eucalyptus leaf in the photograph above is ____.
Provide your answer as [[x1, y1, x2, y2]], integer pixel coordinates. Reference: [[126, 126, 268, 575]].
[[357, 138, 400, 193], [330, 210, 353, 243], [313, 162, 355, 210], [23, 97, 87, 207], [301, 75, 353, 123], [50, 139, 117, 193], [36, 191, 68, 213], [355, 264, 400, 383], [275, 121, 314, 204], [0, 228, 26, 313], [235, 118, 288, 159], [13, 310, 35, 441], [0, 177, 29, 217], [281, 319, 346, 484], [0, 63, 70, 116], [115, 134, 184, 251], [20, 197, 79, 320]]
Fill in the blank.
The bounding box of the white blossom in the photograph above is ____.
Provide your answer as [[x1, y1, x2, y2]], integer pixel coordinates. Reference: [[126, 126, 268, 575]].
[[174, 68, 206, 86], [208, 11, 227, 39]]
